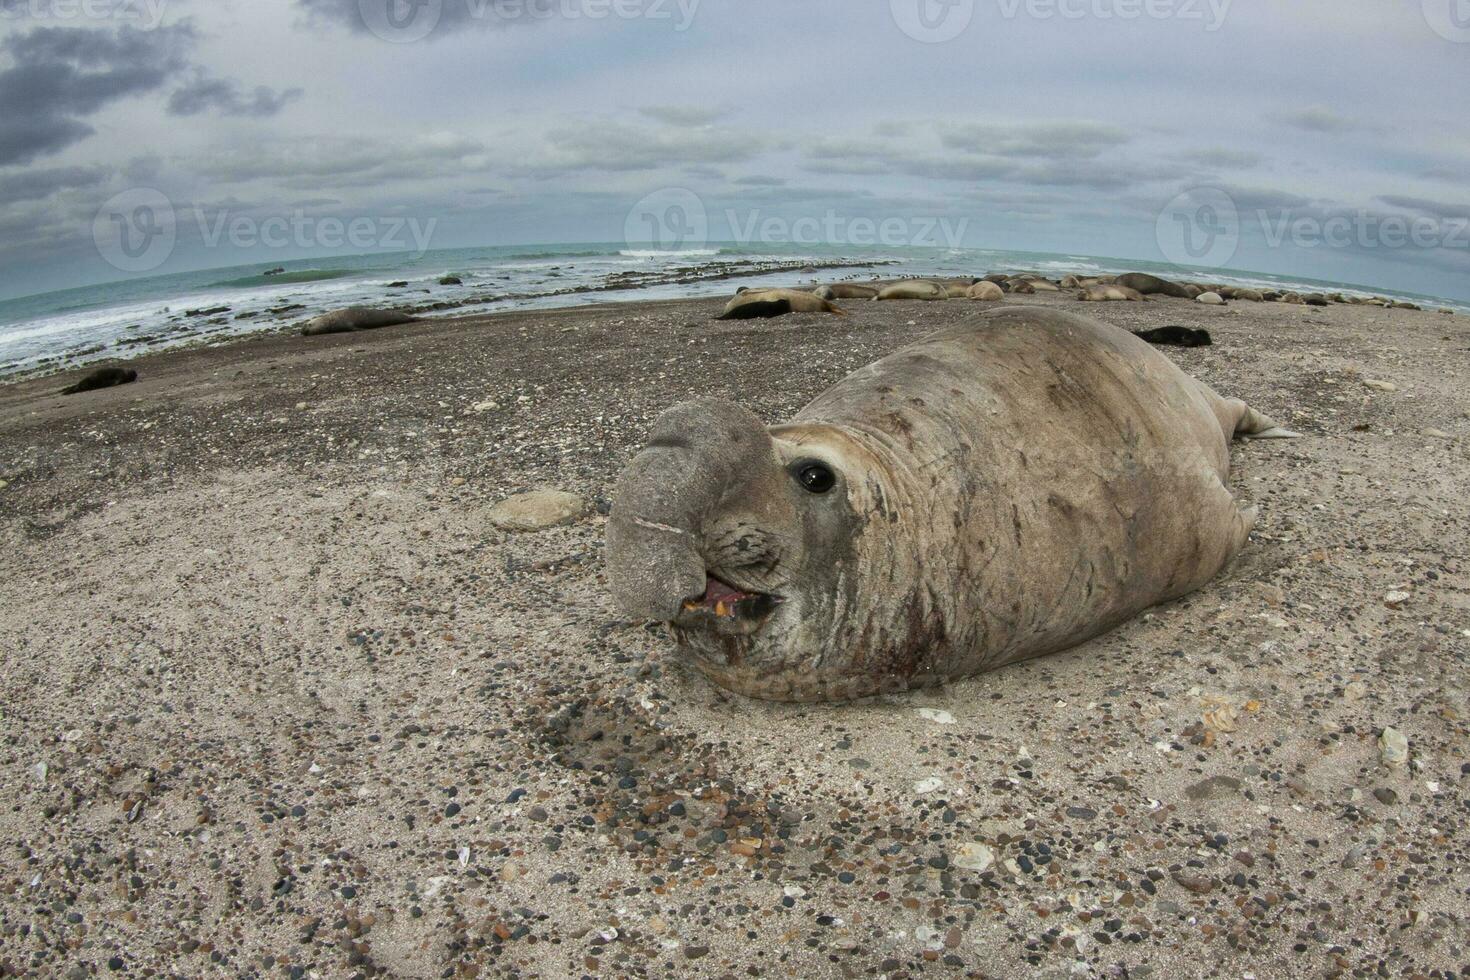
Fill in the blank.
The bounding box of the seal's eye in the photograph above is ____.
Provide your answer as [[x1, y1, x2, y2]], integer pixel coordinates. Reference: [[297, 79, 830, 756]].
[[795, 461, 836, 495]]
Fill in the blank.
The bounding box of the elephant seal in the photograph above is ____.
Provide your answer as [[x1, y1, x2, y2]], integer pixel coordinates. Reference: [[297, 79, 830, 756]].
[[941, 279, 981, 299], [1133, 325, 1213, 347], [60, 367, 138, 395], [874, 281, 947, 301], [606, 307, 1297, 702], [718, 289, 847, 320], [1009, 277, 1060, 293], [815, 283, 880, 301], [301, 307, 419, 336], [1077, 284, 1146, 303], [1197, 292, 1226, 306], [966, 281, 1005, 301], [1115, 273, 1193, 299]]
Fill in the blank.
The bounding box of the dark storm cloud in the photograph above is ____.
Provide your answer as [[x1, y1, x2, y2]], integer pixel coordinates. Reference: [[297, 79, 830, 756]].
[[0, 23, 304, 166], [168, 72, 304, 118], [0, 23, 196, 165], [0, 164, 109, 205]]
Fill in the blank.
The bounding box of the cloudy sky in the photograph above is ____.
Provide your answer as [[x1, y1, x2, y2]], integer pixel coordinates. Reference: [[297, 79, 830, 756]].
[[1, 0, 1468, 301]]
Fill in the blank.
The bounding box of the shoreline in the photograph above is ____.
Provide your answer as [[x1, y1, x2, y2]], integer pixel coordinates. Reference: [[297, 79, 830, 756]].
[[2, 291, 1468, 977], [4, 250, 1465, 385]]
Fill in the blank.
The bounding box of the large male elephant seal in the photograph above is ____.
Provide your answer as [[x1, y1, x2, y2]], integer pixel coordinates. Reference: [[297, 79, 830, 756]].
[[718, 289, 847, 320], [1115, 273, 1194, 299], [606, 307, 1297, 702], [301, 307, 419, 336]]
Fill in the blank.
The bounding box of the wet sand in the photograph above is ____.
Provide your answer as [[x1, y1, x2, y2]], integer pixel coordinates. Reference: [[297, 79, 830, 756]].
[[1, 291, 1467, 978]]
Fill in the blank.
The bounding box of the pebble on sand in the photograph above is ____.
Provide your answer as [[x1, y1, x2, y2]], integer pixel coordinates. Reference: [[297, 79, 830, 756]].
[[953, 842, 995, 872], [1378, 727, 1410, 768], [916, 708, 955, 725], [487, 490, 589, 531], [1362, 379, 1398, 392]]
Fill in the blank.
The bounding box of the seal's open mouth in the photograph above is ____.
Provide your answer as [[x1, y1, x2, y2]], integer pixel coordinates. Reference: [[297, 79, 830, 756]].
[[680, 574, 781, 624]]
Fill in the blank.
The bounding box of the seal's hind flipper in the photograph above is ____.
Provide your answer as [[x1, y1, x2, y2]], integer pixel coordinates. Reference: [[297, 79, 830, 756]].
[[1231, 400, 1302, 440]]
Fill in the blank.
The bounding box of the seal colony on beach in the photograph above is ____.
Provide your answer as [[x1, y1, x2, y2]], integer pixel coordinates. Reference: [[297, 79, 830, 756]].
[[607, 306, 1298, 702], [718, 268, 1434, 322]]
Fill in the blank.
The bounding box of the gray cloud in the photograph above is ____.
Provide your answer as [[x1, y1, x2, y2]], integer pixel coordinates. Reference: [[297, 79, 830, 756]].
[[168, 72, 303, 118], [1377, 194, 1470, 222], [535, 122, 765, 173], [1178, 147, 1264, 169], [0, 164, 110, 206], [638, 105, 728, 127], [1276, 106, 1358, 133], [0, 23, 306, 167], [940, 122, 1131, 160], [0, 24, 196, 166]]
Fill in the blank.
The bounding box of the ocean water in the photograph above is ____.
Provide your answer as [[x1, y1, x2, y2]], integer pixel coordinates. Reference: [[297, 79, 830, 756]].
[[1, 242, 1463, 378]]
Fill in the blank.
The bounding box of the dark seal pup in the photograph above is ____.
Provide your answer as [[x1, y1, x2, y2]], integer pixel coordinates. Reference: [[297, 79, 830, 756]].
[[60, 367, 138, 396], [1132, 326, 1213, 347], [607, 307, 1296, 702]]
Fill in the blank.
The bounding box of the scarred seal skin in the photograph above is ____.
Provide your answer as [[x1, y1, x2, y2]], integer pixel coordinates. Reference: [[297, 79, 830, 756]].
[[606, 307, 1296, 702]]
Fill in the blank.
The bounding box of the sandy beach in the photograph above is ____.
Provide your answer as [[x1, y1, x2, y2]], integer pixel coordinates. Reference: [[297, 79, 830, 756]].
[[1, 290, 1467, 978]]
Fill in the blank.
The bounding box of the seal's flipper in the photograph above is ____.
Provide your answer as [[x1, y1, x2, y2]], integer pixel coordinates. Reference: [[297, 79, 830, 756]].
[[1229, 400, 1302, 440]]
